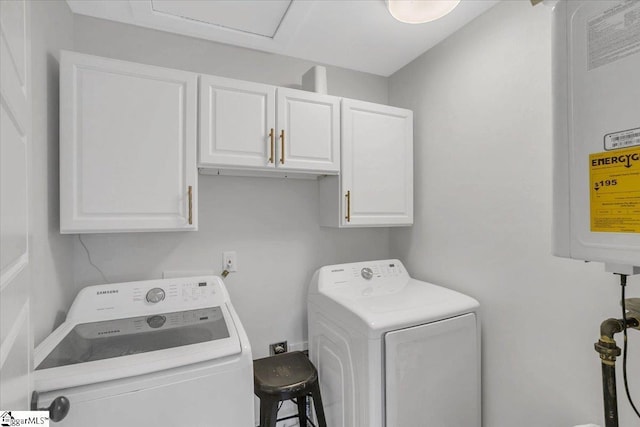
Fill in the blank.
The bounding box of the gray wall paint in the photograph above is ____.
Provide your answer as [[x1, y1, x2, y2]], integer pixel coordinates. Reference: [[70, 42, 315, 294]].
[[388, 1, 639, 426], [68, 14, 391, 359], [31, 0, 75, 344], [72, 15, 388, 104]]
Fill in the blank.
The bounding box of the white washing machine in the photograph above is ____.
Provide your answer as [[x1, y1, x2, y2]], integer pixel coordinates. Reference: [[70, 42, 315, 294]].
[[33, 276, 253, 427], [308, 259, 481, 427]]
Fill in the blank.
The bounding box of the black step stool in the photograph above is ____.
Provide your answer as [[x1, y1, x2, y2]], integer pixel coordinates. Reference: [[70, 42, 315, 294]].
[[253, 351, 327, 427]]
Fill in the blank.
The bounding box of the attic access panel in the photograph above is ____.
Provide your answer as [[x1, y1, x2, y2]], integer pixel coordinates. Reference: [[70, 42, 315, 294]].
[[128, 0, 310, 53], [150, 0, 292, 38]]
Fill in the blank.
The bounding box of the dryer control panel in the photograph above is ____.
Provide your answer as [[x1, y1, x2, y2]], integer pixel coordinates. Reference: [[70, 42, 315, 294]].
[[352, 262, 404, 280], [316, 259, 409, 291]]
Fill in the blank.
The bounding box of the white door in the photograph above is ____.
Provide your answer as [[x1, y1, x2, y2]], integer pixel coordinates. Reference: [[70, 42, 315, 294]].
[[0, 0, 32, 410], [199, 75, 276, 169], [341, 99, 413, 226], [276, 88, 339, 173], [385, 314, 480, 427], [59, 51, 198, 233]]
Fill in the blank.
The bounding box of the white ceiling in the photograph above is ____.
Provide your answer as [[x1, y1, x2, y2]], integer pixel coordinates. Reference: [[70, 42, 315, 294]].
[[66, 0, 499, 77]]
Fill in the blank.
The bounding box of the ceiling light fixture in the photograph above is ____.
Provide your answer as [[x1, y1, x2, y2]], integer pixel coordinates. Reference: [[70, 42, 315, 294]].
[[386, 0, 461, 24]]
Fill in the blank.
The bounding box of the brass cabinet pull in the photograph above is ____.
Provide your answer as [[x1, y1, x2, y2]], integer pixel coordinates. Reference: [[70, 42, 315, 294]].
[[188, 185, 193, 225], [268, 128, 274, 163], [280, 129, 285, 164], [345, 190, 351, 222]]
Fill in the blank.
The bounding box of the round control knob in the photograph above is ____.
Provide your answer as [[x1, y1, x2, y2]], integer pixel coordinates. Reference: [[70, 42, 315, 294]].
[[145, 287, 165, 304], [361, 267, 374, 280], [146, 315, 166, 329]]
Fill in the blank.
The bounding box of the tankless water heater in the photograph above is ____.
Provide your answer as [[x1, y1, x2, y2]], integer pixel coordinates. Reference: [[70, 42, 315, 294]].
[[553, 0, 640, 274]]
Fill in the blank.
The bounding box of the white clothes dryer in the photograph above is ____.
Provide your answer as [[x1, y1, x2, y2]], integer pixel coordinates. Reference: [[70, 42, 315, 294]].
[[308, 260, 481, 427], [33, 276, 253, 427]]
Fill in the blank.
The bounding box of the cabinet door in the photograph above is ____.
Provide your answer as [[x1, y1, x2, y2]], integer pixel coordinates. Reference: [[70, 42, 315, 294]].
[[341, 100, 413, 226], [60, 51, 198, 233], [199, 75, 276, 169], [276, 88, 339, 173]]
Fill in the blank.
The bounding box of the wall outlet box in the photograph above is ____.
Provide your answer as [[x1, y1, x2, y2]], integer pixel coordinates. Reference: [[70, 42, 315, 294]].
[[270, 341, 288, 355], [223, 251, 237, 272]]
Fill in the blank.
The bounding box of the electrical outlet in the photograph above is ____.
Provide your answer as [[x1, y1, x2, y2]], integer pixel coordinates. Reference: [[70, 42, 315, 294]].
[[270, 341, 288, 355], [223, 251, 237, 272]]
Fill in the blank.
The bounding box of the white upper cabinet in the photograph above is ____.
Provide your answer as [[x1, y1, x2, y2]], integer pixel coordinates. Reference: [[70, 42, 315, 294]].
[[199, 76, 276, 169], [319, 99, 413, 227], [60, 51, 198, 233], [276, 88, 339, 173], [59, 51, 408, 232], [199, 75, 339, 175]]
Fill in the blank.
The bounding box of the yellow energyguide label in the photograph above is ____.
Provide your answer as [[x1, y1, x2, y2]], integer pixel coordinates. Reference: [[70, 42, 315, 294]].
[[589, 146, 640, 233]]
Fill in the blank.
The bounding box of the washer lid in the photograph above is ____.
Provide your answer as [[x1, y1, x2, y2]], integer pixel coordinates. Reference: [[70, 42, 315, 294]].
[[318, 278, 479, 335], [34, 303, 242, 392]]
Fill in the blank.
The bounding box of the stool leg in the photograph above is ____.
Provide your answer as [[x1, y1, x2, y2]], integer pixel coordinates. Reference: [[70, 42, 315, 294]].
[[310, 382, 327, 427], [258, 398, 268, 427], [259, 396, 280, 427], [297, 395, 307, 427]]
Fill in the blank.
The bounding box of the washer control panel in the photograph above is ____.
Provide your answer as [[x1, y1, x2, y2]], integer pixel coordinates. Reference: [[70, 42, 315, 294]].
[[133, 280, 217, 305], [67, 276, 228, 321]]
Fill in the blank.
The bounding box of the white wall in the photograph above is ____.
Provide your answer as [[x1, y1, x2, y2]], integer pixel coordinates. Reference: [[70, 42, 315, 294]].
[[30, 0, 75, 345], [388, 1, 639, 426], [68, 15, 391, 358], [72, 15, 388, 105]]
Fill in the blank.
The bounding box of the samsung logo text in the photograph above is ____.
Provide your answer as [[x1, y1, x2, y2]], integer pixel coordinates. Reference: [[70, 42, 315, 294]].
[[96, 290, 118, 295]]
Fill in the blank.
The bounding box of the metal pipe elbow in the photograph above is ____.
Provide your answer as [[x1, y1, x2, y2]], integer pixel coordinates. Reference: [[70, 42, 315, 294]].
[[600, 318, 625, 340]]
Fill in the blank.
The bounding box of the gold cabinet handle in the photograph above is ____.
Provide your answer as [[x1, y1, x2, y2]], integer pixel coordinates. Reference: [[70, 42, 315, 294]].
[[188, 185, 193, 225], [345, 190, 351, 222], [268, 128, 274, 164], [280, 129, 285, 164]]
